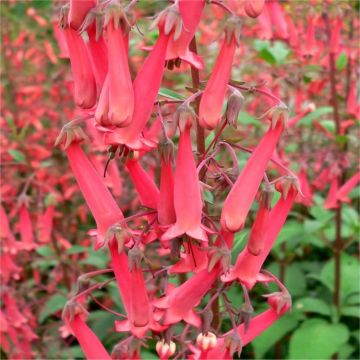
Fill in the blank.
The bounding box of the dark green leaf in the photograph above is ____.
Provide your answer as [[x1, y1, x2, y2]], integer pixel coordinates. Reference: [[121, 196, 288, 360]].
[[8, 149, 26, 163], [39, 294, 67, 323]]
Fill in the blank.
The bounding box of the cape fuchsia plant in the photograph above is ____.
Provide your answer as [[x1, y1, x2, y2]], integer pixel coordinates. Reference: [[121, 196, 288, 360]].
[[50, 0, 334, 359]]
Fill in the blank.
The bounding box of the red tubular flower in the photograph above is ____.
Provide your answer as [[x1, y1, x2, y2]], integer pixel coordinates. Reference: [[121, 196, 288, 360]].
[[247, 187, 273, 256], [297, 168, 313, 207], [19, 203, 36, 251], [157, 139, 176, 226], [125, 158, 160, 210], [66, 313, 111, 359], [221, 119, 285, 233], [86, 25, 108, 87], [95, 74, 110, 126], [65, 142, 124, 248], [329, 17, 342, 54], [336, 173, 360, 203], [0, 205, 22, 254], [37, 205, 55, 244], [223, 185, 297, 289], [302, 15, 317, 57], [162, 107, 207, 242], [104, 19, 172, 149], [324, 176, 339, 209], [199, 17, 241, 130], [267, 0, 288, 39], [106, 16, 134, 127], [154, 266, 220, 327], [165, 0, 205, 69], [347, 82, 359, 117], [244, 0, 265, 18], [68, 0, 97, 30], [257, 4, 273, 40], [63, 27, 97, 109]]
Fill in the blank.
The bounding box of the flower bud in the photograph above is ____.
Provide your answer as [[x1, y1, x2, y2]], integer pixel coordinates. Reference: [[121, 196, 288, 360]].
[[226, 89, 244, 127], [238, 303, 254, 332], [244, 0, 265, 18], [156, 340, 176, 359], [196, 332, 217, 352]]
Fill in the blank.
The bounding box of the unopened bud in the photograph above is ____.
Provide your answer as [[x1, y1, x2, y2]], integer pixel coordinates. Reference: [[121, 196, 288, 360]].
[[156, 340, 176, 359], [196, 332, 217, 352], [244, 0, 265, 18], [226, 89, 244, 128]]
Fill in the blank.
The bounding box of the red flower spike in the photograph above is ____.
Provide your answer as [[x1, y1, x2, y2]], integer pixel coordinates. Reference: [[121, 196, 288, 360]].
[[154, 266, 220, 327], [125, 157, 160, 210], [221, 120, 285, 233], [106, 10, 134, 127], [65, 143, 124, 248], [162, 107, 207, 242], [63, 27, 97, 109], [199, 16, 241, 130], [165, 0, 205, 69], [336, 172, 360, 203], [247, 186, 273, 256], [157, 139, 176, 226], [68, 0, 97, 30]]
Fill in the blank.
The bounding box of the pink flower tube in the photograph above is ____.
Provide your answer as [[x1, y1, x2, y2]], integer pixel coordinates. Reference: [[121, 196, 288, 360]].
[[221, 121, 284, 233]]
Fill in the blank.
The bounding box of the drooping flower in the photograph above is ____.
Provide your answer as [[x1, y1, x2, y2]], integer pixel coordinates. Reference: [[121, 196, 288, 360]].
[[162, 106, 207, 242], [244, 0, 265, 18], [267, 0, 288, 39], [324, 176, 339, 209], [61, 6, 97, 109], [165, 0, 205, 69], [247, 186, 273, 256], [105, 3, 134, 127], [199, 16, 241, 130], [154, 265, 221, 327], [157, 138, 176, 226], [56, 125, 124, 248], [336, 172, 360, 203], [220, 108, 287, 233], [68, 0, 97, 30], [125, 157, 160, 210], [19, 203, 37, 251], [104, 5, 181, 149], [63, 301, 111, 360], [222, 183, 298, 289], [302, 15, 317, 58], [95, 74, 110, 126]]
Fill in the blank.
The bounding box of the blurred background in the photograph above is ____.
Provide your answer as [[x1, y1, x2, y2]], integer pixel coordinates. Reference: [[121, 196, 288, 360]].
[[1, 0, 359, 359]]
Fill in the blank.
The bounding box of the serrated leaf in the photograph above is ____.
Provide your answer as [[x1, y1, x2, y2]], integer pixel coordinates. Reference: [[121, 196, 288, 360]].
[[8, 149, 26, 163], [158, 87, 184, 100], [39, 294, 67, 323], [289, 319, 349, 359]]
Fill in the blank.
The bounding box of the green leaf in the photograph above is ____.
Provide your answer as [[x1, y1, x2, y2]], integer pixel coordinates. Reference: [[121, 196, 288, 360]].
[[294, 297, 331, 316], [252, 313, 298, 358], [238, 111, 260, 127], [67, 245, 88, 254], [203, 189, 214, 204], [35, 245, 55, 257], [297, 107, 333, 126], [319, 254, 360, 304], [158, 87, 184, 100], [254, 40, 291, 65], [141, 350, 158, 359], [8, 149, 26, 163], [289, 319, 349, 359], [341, 305, 360, 318], [39, 294, 67, 323], [231, 230, 248, 261], [336, 52, 348, 71], [338, 343, 355, 359], [320, 120, 335, 133]]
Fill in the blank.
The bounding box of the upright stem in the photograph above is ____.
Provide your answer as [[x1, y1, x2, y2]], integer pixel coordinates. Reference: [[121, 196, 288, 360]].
[[189, 36, 220, 328], [323, 11, 342, 315]]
